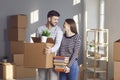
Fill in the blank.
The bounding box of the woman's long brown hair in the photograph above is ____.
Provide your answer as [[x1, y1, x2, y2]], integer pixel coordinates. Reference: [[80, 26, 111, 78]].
[[65, 18, 78, 34]]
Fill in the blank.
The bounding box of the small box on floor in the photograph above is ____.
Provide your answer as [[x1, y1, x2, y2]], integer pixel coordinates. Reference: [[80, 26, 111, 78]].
[[0, 62, 14, 80]]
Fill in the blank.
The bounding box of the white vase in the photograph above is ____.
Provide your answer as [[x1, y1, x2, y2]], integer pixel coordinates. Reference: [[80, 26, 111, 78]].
[[3, 59, 7, 63], [41, 36, 47, 43], [90, 47, 94, 51]]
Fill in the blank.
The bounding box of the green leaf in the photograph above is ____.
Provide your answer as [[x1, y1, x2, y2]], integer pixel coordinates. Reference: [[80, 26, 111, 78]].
[[42, 30, 51, 37]]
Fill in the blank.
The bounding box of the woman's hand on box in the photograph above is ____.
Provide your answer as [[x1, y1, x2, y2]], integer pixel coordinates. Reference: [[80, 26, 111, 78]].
[[45, 46, 52, 54]]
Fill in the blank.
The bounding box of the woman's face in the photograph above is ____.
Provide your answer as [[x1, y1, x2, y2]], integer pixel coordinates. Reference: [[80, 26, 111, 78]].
[[63, 22, 70, 32]]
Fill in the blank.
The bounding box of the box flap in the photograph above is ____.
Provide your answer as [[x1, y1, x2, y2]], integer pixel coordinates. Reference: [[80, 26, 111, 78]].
[[32, 37, 41, 43], [115, 39, 120, 42], [32, 37, 54, 43]]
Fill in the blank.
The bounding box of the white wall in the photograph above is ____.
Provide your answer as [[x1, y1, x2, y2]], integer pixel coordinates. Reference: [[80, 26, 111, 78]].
[[86, 0, 99, 29], [0, 0, 84, 63], [105, 0, 120, 79]]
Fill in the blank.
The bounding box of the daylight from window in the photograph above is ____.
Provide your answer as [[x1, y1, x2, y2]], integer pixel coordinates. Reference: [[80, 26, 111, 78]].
[[73, 0, 81, 5], [99, 0, 105, 29], [99, 0, 105, 43], [30, 9, 39, 24], [73, 14, 80, 34]]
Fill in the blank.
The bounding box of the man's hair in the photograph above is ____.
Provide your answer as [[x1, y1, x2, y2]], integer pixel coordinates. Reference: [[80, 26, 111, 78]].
[[47, 10, 60, 18]]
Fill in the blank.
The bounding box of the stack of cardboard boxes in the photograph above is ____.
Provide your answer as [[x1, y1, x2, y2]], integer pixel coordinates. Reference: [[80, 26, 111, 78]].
[[114, 39, 120, 80], [8, 14, 27, 41], [8, 14, 36, 79], [6, 14, 56, 79]]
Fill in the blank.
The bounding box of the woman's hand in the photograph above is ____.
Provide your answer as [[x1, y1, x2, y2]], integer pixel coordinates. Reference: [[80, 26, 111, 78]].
[[45, 46, 52, 54], [64, 66, 70, 73]]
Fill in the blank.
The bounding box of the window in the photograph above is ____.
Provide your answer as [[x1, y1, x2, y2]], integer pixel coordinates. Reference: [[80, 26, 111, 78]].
[[30, 9, 39, 24], [99, 0, 105, 28]]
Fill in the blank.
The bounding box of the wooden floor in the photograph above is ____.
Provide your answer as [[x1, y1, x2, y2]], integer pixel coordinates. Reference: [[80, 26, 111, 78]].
[[14, 77, 39, 80], [0, 77, 39, 80], [0, 70, 40, 80]]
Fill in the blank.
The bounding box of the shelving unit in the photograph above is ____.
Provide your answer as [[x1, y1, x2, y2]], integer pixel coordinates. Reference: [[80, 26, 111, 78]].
[[85, 29, 109, 80]]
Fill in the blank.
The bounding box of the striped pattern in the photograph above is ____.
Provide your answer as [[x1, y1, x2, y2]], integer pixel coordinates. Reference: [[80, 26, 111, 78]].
[[59, 34, 81, 67]]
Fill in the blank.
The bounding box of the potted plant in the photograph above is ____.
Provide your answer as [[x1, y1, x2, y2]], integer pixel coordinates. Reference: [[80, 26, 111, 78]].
[[41, 30, 51, 43], [89, 40, 95, 51], [2, 55, 8, 62]]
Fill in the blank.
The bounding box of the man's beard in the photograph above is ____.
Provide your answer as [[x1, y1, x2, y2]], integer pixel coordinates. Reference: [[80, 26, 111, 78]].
[[49, 21, 57, 27]]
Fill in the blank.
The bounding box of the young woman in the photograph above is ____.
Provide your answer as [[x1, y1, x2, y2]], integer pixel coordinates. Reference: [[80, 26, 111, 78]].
[[59, 18, 81, 80]]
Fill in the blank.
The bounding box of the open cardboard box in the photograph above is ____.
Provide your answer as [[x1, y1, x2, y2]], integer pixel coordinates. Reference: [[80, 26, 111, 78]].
[[32, 37, 54, 43], [24, 37, 55, 68], [114, 61, 120, 80], [114, 39, 120, 61]]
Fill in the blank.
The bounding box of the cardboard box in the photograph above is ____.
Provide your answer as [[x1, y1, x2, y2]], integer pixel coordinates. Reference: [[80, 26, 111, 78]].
[[9, 14, 27, 29], [13, 54, 24, 66], [0, 62, 14, 80], [32, 37, 54, 43], [8, 28, 26, 41], [0, 63, 3, 79], [14, 65, 36, 79], [114, 39, 120, 61], [24, 43, 55, 68], [10, 41, 24, 54], [114, 61, 120, 80]]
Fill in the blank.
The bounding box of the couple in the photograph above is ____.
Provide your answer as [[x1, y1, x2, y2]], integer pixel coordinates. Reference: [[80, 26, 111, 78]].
[[36, 10, 81, 80]]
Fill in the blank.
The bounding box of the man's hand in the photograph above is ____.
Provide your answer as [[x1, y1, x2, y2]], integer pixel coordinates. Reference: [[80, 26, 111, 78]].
[[64, 66, 70, 73], [45, 46, 52, 54]]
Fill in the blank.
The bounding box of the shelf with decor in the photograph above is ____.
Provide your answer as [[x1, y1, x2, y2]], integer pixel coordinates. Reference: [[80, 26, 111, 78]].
[[85, 29, 109, 80]]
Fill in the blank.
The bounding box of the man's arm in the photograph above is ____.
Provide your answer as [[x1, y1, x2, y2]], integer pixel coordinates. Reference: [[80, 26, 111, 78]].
[[36, 28, 40, 37], [51, 30, 63, 54]]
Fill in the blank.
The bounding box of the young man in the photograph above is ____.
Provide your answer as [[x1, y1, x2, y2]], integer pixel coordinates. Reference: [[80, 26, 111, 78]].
[[36, 10, 63, 80]]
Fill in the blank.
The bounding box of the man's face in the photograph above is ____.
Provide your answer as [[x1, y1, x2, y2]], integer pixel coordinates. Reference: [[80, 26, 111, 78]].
[[48, 16, 59, 26]]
